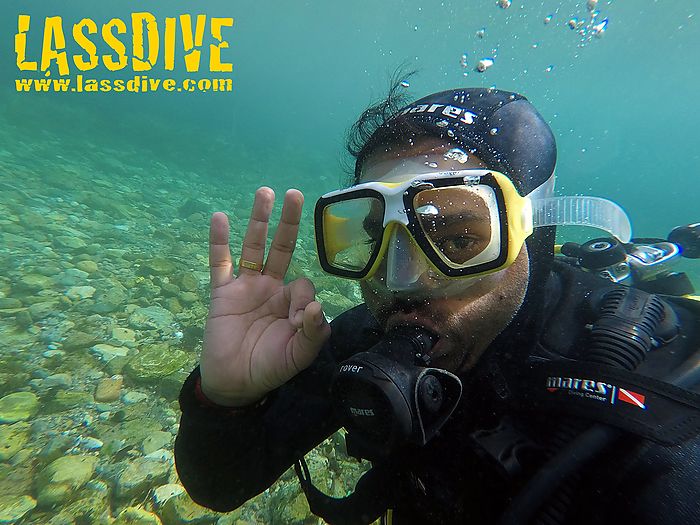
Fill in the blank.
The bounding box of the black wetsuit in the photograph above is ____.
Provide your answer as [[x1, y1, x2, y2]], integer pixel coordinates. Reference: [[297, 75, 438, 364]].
[[174, 261, 700, 524]]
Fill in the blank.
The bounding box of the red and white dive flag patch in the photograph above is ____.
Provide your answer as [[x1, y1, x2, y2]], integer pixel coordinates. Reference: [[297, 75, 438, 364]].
[[617, 388, 646, 409]]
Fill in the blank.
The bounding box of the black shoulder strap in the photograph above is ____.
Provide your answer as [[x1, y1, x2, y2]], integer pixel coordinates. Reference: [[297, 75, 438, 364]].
[[499, 358, 700, 445]]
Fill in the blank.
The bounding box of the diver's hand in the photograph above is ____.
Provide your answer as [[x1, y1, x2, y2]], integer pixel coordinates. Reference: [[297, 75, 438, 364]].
[[199, 188, 330, 407]]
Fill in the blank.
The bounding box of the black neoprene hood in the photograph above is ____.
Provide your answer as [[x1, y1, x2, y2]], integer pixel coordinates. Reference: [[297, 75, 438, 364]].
[[355, 87, 557, 196]]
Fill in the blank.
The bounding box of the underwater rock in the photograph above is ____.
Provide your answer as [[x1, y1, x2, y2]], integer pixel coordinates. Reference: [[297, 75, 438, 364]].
[[91, 281, 129, 313], [106, 356, 130, 376], [177, 198, 210, 219], [35, 455, 98, 508], [125, 344, 191, 384], [62, 331, 99, 350], [114, 506, 164, 525], [45, 390, 94, 413], [121, 391, 149, 405], [152, 484, 185, 509], [28, 300, 62, 321], [0, 298, 22, 309], [75, 260, 98, 274], [94, 375, 123, 402], [160, 492, 221, 525], [19, 210, 45, 228], [128, 306, 175, 331], [143, 258, 177, 276], [111, 327, 137, 346], [177, 272, 198, 292], [114, 457, 172, 500], [0, 422, 31, 461], [65, 286, 96, 301], [74, 436, 104, 451], [268, 488, 310, 525], [90, 344, 131, 362], [39, 435, 75, 464], [161, 283, 180, 297], [15, 309, 33, 329], [17, 273, 54, 292], [177, 292, 198, 305], [157, 370, 191, 402], [42, 373, 72, 389], [63, 491, 111, 525], [57, 268, 90, 287], [55, 236, 88, 251], [141, 431, 172, 456], [164, 298, 183, 315], [0, 392, 39, 423], [0, 494, 37, 523]]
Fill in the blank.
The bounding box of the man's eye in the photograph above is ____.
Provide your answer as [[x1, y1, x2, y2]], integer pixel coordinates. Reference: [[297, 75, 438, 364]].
[[438, 235, 478, 253]]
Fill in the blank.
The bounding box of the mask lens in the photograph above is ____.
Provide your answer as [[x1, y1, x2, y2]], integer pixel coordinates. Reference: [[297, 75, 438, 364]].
[[413, 186, 498, 267], [322, 197, 384, 273]]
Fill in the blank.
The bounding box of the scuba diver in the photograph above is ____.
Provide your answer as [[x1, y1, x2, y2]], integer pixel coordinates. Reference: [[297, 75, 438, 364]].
[[174, 87, 700, 524]]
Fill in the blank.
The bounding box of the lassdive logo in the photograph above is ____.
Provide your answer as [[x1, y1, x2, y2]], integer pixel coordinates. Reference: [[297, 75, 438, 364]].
[[14, 13, 234, 94], [546, 375, 647, 409]]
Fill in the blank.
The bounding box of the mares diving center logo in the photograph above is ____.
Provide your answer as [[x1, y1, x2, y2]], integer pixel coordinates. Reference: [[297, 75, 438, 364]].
[[14, 13, 234, 93], [546, 375, 647, 409]]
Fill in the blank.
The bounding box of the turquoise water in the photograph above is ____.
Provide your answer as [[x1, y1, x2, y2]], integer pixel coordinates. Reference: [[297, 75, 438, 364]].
[[0, 1, 698, 523]]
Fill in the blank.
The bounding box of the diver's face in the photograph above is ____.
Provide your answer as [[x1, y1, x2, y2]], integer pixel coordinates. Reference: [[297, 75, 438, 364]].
[[358, 137, 530, 373]]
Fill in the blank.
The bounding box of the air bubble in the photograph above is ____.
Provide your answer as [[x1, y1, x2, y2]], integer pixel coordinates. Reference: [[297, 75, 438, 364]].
[[476, 58, 494, 72], [444, 148, 470, 164]]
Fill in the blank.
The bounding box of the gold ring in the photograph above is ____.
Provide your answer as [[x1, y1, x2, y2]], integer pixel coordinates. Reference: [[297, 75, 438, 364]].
[[239, 258, 262, 272]]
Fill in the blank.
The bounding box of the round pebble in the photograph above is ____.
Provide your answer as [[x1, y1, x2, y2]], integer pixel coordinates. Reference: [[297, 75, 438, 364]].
[[76, 260, 98, 274]]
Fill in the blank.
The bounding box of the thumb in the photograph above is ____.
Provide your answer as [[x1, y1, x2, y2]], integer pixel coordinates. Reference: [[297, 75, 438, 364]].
[[289, 300, 330, 372]]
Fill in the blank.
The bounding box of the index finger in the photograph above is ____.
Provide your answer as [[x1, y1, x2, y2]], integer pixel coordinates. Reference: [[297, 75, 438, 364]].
[[209, 212, 233, 289]]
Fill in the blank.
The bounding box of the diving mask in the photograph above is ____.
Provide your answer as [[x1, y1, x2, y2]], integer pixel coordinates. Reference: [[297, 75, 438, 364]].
[[314, 170, 631, 290]]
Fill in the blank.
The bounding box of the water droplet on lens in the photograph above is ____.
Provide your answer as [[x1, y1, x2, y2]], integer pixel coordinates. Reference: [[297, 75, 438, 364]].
[[497, 0, 511, 9], [544, 14, 553, 25], [475, 58, 494, 72], [489, 127, 499, 135], [476, 28, 486, 38], [545, 65, 554, 72], [400, 80, 410, 88], [425, 161, 439, 168], [592, 18, 609, 38], [444, 148, 470, 164], [436, 120, 449, 128]]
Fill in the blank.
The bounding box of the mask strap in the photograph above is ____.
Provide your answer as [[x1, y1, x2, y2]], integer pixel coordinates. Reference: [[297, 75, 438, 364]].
[[531, 196, 632, 243], [524, 171, 631, 243]]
